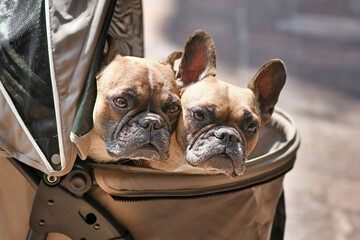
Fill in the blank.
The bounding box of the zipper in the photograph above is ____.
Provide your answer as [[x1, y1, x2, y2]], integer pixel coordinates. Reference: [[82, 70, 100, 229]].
[[111, 162, 293, 202]]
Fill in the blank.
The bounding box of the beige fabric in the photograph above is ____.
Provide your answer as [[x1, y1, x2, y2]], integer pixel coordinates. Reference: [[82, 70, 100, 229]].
[[89, 177, 284, 240], [47, 233, 71, 240], [0, 157, 35, 240]]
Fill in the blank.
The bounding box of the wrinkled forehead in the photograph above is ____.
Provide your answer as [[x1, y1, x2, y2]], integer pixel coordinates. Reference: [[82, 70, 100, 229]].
[[147, 61, 179, 97], [98, 56, 179, 97], [181, 77, 229, 108], [181, 77, 259, 117]]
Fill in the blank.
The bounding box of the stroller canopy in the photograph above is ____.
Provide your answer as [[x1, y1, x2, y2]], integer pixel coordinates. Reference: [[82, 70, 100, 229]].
[[0, 0, 143, 175]]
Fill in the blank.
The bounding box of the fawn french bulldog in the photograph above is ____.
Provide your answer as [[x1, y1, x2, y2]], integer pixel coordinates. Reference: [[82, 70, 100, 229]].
[[88, 54, 181, 163], [144, 31, 286, 178]]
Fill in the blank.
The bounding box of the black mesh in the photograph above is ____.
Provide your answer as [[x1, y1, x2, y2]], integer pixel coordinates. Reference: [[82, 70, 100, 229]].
[[0, 0, 59, 169]]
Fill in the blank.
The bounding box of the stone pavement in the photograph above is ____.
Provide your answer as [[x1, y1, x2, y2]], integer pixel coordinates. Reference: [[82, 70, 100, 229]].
[[143, 1, 360, 239]]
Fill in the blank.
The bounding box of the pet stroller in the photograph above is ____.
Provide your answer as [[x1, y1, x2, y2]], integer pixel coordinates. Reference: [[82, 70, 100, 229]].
[[0, 0, 300, 239]]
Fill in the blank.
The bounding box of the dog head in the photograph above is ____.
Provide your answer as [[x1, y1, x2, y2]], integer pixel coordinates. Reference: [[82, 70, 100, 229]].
[[89, 55, 181, 163], [173, 31, 286, 178]]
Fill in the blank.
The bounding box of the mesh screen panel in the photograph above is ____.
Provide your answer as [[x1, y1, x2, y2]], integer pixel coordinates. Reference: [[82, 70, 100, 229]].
[[0, 0, 59, 169]]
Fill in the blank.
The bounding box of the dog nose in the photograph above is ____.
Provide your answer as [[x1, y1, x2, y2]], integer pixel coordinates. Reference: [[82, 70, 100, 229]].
[[139, 115, 162, 130], [214, 128, 240, 143]]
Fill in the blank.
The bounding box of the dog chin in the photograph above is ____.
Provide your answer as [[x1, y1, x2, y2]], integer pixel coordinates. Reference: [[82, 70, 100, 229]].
[[187, 152, 246, 178], [106, 144, 169, 162]]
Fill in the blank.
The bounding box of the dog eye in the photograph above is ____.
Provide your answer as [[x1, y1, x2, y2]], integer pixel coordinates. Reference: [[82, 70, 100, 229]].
[[246, 123, 258, 134], [113, 97, 128, 108], [169, 104, 180, 113], [193, 110, 205, 121]]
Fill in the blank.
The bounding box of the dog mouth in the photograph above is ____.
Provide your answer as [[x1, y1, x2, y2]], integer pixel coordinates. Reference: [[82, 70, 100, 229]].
[[138, 142, 161, 155], [141, 143, 158, 151], [215, 153, 231, 159], [206, 153, 246, 178], [106, 140, 169, 162], [134, 142, 170, 161], [186, 141, 247, 178]]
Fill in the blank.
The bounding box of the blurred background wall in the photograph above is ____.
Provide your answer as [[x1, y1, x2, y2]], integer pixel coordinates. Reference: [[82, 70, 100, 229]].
[[143, 1, 360, 239]]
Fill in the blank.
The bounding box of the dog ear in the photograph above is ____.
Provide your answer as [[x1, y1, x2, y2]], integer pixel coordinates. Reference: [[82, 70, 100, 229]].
[[97, 54, 124, 80], [248, 59, 286, 125], [177, 30, 216, 88], [159, 51, 183, 69]]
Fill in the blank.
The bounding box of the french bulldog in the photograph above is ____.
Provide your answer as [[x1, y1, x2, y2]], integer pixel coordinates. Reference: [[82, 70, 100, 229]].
[[145, 31, 286, 178], [88, 54, 181, 163]]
